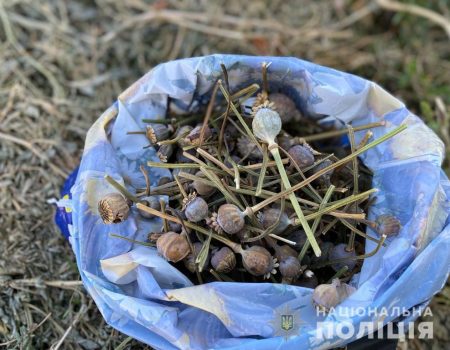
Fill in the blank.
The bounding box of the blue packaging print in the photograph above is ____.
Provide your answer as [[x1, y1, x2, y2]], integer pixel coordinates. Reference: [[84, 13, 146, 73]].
[[55, 55, 450, 350]]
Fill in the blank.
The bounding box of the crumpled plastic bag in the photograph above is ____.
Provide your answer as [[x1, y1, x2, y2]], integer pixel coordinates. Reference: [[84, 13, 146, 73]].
[[56, 55, 450, 350]]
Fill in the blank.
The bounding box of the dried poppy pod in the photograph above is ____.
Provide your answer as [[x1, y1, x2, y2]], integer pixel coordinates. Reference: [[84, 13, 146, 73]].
[[235, 228, 252, 242], [158, 175, 172, 186], [211, 247, 236, 273], [310, 241, 334, 264], [192, 171, 216, 197], [273, 244, 297, 262], [236, 136, 263, 161], [288, 144, 315, 169], [138, 196, 161, 219], [329, 243, 356, 272], [175, 125, 194, 148], [148, 232, 163, 243], [223, 123, 238, 149], [176, 148, 195, 163], [223, 155, 241, 169], [156, 231, 190, 263], [98, 193, 130, 224], [277, 131, 297, 151], [279, 256, 303, 279], [185, 125, 212, 145], [286, 230, 307, 251], [251, 102, 281, 144], [312, 279, 356, 312], [216, 204, 245, 235], [312, 159, 334, 187], [294, 270, 318, 289], [375, 214, 401, 237], [168, 220, 182, 233], [157, 144, 174, 163], [183, 242, 205, 273], [146, 124, 170, 144], [252, 91, 269, 109], [241, 245, 278, 278], [257, 207, 291, 235], [269, 93, 303, 124], [183, 194, 208, 223]]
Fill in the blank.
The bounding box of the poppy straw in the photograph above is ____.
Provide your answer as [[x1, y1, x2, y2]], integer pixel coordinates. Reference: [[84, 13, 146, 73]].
[[218, 81, 263, 152], [312, 234, 387, 269], [246, 124, 407, 214], [267, 145, 322, 257], [136, 203, 243, 253], [104, 175, 141, 203], [177, 171, 367, 221], [302, 121, 386, 142]]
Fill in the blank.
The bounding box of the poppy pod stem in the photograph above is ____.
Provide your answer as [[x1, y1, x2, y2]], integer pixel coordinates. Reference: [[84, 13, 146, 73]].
[[255, 144, 269, 196], [110, 233, 154, 246], [174, 175, 188, 199], [218, 81, 263, 152], [250, 105, 321, 256], [302, 121, 386, 142], [157, 129, 190, 146], [241, 125, 408, 220], [312, 234, 387, 269], [298, 185, 335, 263], [269, 142, 322, 257], [346, 125, 358, 252], [199, 81, 219, 146], [196, 148, 234, 177], [159, 199, 169, 232], [139, 165, 151, 196], [136, 203, 244, 253], [104, 175, 141, 203], [327, 266, 349, 283]]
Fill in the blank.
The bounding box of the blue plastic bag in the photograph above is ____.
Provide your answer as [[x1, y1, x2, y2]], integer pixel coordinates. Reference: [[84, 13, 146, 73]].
[[56, 55, 450, 349]]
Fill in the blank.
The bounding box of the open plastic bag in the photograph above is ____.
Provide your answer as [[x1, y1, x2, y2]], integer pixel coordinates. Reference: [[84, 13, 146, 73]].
[[56, 55, 450, 349]]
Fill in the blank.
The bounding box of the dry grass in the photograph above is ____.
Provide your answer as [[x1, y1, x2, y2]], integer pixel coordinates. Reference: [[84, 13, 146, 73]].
[[0, 0, 448, 349]]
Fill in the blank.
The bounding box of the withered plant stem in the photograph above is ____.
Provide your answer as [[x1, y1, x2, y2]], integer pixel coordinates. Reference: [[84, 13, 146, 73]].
[[346, 125, 358, 252], [340, 219, 385, 246], [160, 199, 169, 232], [313, 234, 387, 269], [136, 203, 243, 253], [157, 130, 189, 146], [298, 185, 335, 263], [277, 144, 322, 202], [199, 81, 219, 145], [196, 148, 234, 176], [177, 171, 366, 220], [357, 130, 373, 149], [218, 81, 263, 152], [302, 121, 386, 142], [104, 175, 141, 203], [267, 143, 320, 256], [232, 162, 240, 190], [327, 266, 349, 283], [139, 165, 150, 196], [218, 64, 231, 159], [245, 125, 407, 214], [255, 144, 269, 196], [240, 158, 289, 170], [173, 175, 187, 199], [110, 234, 154, 246]]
